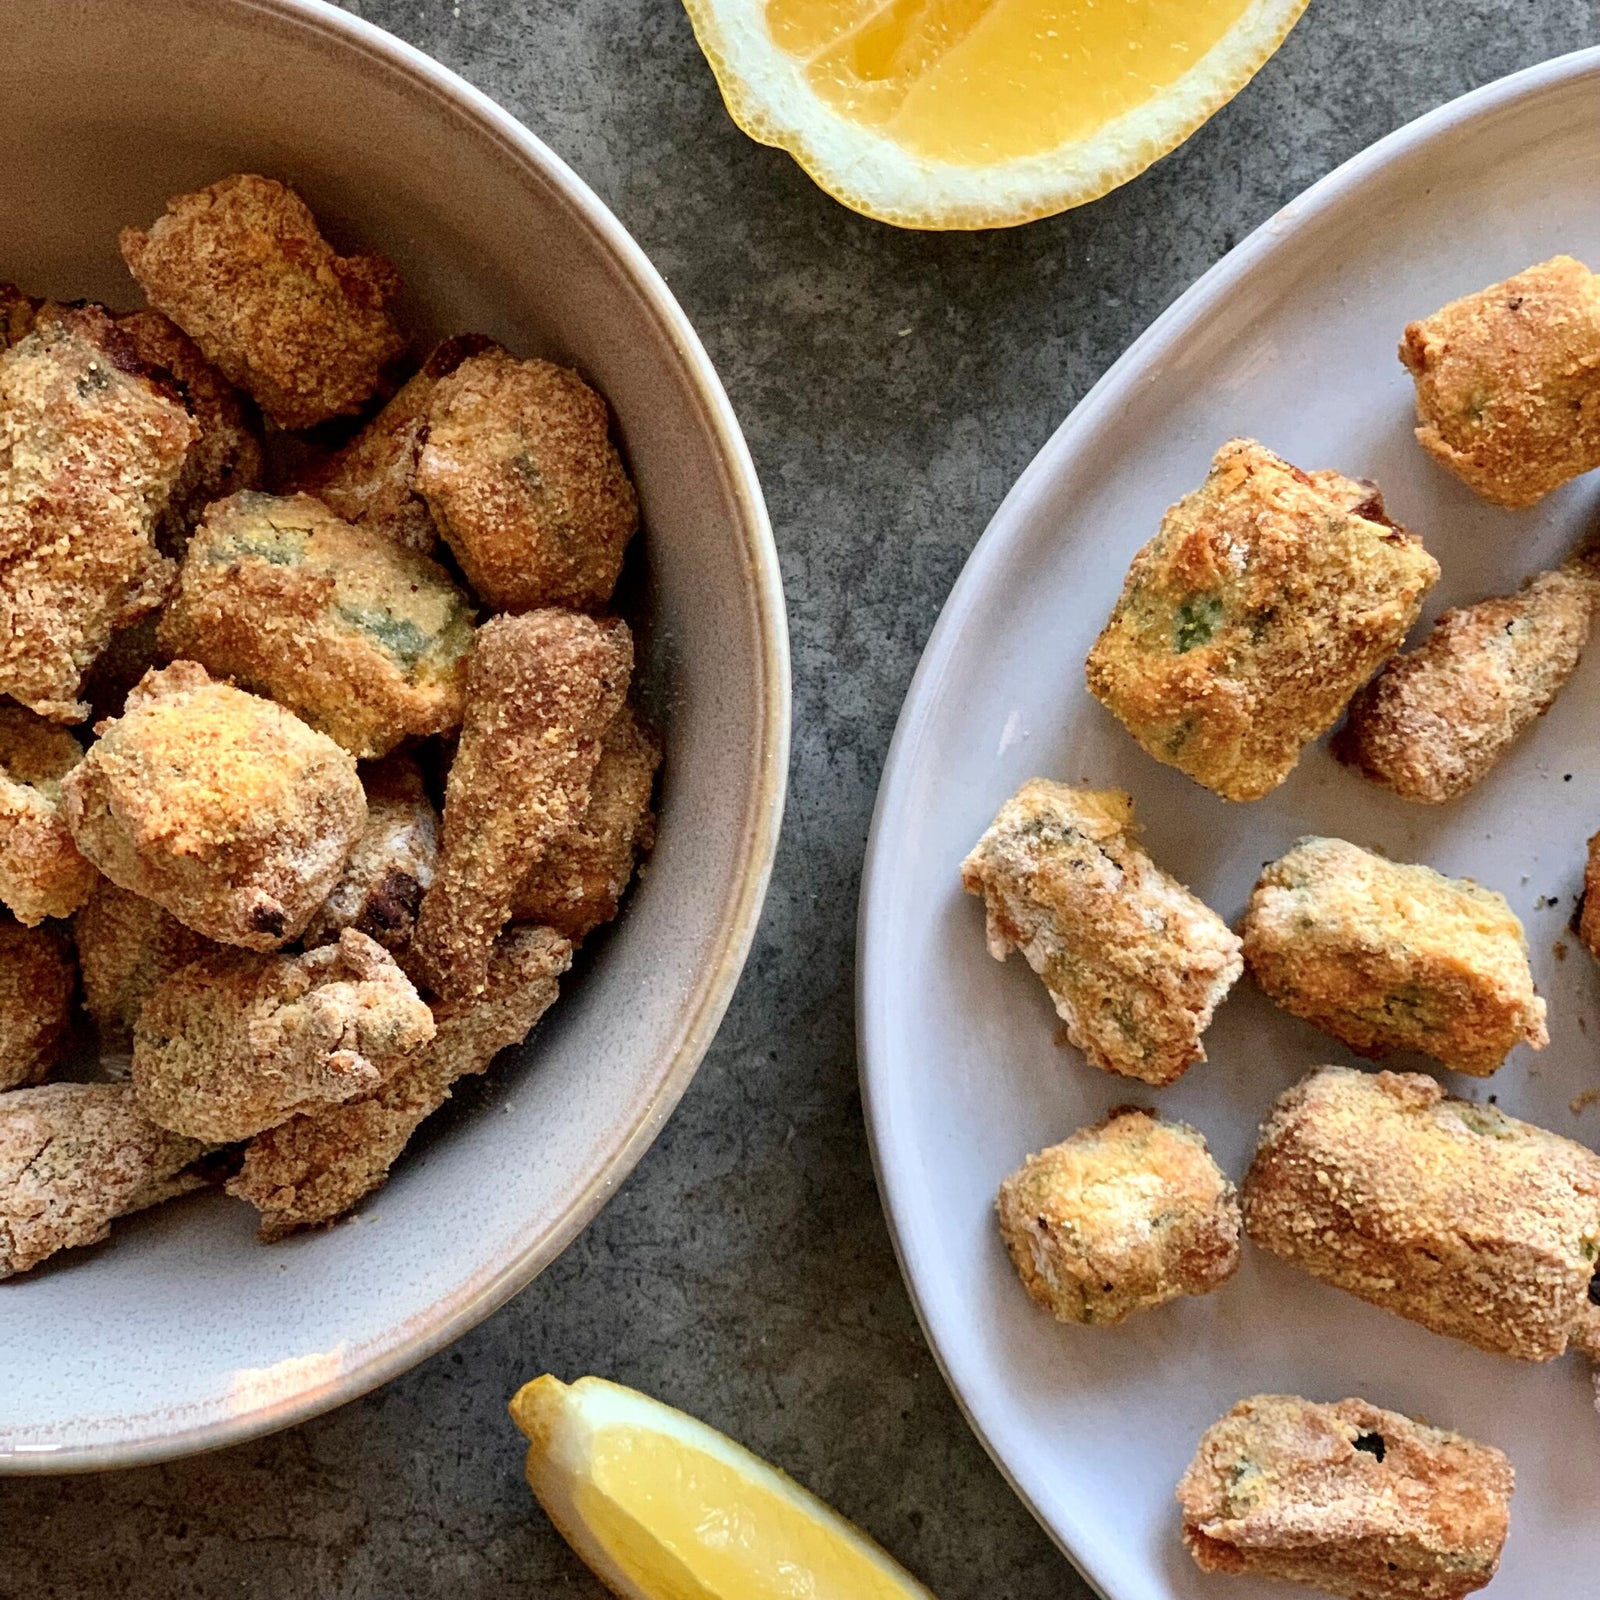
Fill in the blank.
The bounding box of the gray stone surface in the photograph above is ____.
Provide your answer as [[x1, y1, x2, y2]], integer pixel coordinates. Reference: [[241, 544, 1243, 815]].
[[6, 4, 1598, 1596]]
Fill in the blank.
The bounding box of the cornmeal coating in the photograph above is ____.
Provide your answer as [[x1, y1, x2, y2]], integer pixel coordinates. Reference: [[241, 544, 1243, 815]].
[[510, 704, 660, 941], [415, 349, 639, 611], [411, 611, 632, 999], [1085, 439, 1439, 802], [1338, 565, 1596, 802], [132, 927, 433, 1143], [997, 1108, 1239, 1326], [1178, 1393, 1513, 1600], [1244, 1067, 1600, 1362], [119, 173, 405, 430], [157, 491, 475, 758], [73, 879, 215, 1054], [0, 1081, 211, 1277], [1579, 830, 1600, 963], [0, 921, 76, 1090], [61, 661, 367, 949], [0, 706, 97, 924], [229, 925, 570, 1239], [960, 781, 1241, 1085], [296, 335, 497, 556], [1401, 255, 1600, 507], [0, 305, 195, 720], [1241, 837, 1545, 1076], [302, 755, 438, 955]]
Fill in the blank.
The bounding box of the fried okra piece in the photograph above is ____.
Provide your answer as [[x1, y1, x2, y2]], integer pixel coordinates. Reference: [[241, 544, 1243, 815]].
[[120, 174, 405, 430], [295, 334, 497, 556], [302, 756, 438, 955], [0, 305, 195, 720], [510, 704, 660, 942], [960, 781, 1241, 1085], [156, 491, 475, 758], [1085, 439, 1439, 802], [1241, 837, 1545, 1076], [61, 661, 367, 949], [1245, 1067, 1600, 1361], [411, 611, 632, 999], [132, 928, 433, 1143], [415, 348, 639, 612], [1337, 564, 1596, 802], [1579, 830, 1600, 963], [0, 706, 97, 924], [1178, 1393, 1513, 1600], [997, 1108, 1239, 1326], [229, 925, 570, 1239], [1401, 255, 1600, 508], [73, 879, 215, 1054], [0, 921, 76, 1090], [0, 282, 40, 348]]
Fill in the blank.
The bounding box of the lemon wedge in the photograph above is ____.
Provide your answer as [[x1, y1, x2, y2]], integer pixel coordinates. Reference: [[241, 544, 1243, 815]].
[[682, 0, 1309, 228], [511, 1374, 936, 1599]]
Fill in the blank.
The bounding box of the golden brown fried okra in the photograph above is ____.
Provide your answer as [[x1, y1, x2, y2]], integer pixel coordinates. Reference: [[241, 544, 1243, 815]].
[[0, 305, 195, 720], [1244, 1067, 1600, 1362], [229, 925, 570, 1239], [119, 173, 405, 430], [510, 704, 660, 942], [411, 611, 632, 999], [156, 491, 475, 758], [1241, 837, 1545, 1076], [997, 1108, 1239, 1326], [1178, 1393, 1513, 1600], [0, 921, 76, 1090], [1579, 830, 1600, 963], [0, 706, 97, 924], [1401, 255, 1600, 507], [0, 1081, 212, 1277], [0, 283, 40, 348], [1085, 439, 1439, 802], [960, 781, 1241, 1086], [132, 928, 433, 1143], [415, 348, 639, 612], [61, 661, 367, 950]]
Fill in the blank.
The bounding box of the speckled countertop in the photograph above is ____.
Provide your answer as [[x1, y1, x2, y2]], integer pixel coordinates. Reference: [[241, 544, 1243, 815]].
[[7, 4, 1598, 1596]]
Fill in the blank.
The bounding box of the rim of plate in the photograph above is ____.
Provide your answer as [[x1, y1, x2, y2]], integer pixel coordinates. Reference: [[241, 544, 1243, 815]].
[[18, 0, 790, 1475], [857, 44, 1600, 1599]]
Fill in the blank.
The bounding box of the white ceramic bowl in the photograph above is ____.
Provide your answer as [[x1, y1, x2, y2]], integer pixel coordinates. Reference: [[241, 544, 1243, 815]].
[[0, 0, 788, 1469]]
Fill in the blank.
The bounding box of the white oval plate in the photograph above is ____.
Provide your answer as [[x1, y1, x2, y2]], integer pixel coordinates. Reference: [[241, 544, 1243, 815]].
[[860, 49, 1600, 1600]]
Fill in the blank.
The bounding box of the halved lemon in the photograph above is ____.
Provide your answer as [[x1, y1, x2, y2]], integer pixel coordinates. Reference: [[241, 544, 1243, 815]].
[[682, 0, 1310, 228], [511, 1374, 935, 1599]]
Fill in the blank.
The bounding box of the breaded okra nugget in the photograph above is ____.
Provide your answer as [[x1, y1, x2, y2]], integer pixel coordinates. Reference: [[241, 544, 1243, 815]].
[[120, 174, 405, 430], [0, 305, 195, 721], [997, 1108, 1239, 1326], [1401, 255, 1600, 507], [411, 611, 632, 999], [510, 704, 660, 942], [229, 925, 570, 1238], [1579, 830, 1600, 963], [1337, 562, 1597, 802], [0, 1081, 213, 1276], [960, 781, 1241, 1085], [0, 706, 97, 924], [157, 491, 475, 758], [1241, 837, 1545, 1076], [61, 661, 367, 949], [73, 879, 215, 1055], [0, 283, 40, 347], [415, 348, 639, 612], [133, 928, 433, 1143], [295, 334, 497, 556], [1178, 1393, 1513, 1600], [1085, 440, 1439, 801], [302, 755, 438, 956], [1244, 1067, 1600, 1362], [0, 921, 76, 1090]]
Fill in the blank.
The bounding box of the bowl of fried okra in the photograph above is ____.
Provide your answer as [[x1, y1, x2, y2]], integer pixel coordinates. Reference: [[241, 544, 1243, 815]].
[[0, 0, 785, 1468]]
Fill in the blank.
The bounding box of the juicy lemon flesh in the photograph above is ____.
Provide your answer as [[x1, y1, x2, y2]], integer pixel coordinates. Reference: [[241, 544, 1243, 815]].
[[765, 0, 1258, 164]]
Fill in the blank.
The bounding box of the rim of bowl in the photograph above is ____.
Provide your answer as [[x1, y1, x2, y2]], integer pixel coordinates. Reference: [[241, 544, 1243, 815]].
[[12, 0, 790, 1475]]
